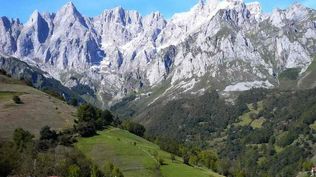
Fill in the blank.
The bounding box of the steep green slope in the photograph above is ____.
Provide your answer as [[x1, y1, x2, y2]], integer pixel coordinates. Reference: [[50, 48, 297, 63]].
[[76, 128, 222, 177], [0, 74, 76, 139], [298, 57, 316, 89]]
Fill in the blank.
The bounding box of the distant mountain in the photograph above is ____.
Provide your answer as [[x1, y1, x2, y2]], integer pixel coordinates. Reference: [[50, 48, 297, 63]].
[[0, 0, 316, 108]]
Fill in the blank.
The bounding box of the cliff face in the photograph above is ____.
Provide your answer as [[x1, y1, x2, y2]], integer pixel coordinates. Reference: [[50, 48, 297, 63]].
[[0, 1, 316, 107]]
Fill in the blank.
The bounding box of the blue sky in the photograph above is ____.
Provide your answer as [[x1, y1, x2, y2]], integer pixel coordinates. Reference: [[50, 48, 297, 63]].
[[0, 0, 315, 23]]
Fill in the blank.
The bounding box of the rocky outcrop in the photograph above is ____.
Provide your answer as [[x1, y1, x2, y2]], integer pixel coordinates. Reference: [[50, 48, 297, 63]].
[[0, 55, 85, 103]]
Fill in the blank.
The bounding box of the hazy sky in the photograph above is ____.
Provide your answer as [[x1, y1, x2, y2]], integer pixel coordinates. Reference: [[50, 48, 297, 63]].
[[0, 0, 315, 23]]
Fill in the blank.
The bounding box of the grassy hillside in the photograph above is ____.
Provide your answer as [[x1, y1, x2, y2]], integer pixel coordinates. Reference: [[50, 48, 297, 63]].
[[0, 74, 76, 139], [76, 128, 222, 177]]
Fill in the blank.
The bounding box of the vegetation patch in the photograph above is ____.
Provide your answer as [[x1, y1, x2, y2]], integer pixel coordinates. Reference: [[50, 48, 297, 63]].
[[278, 68, 301, 80], [298, 57, 316, 89], [235, 102, 264, 127], [250, 117, 266, 129], [310, 121, 316, 130]]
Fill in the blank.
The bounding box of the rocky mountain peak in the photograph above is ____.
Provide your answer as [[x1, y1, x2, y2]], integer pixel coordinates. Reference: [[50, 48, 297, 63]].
[[286, 3, 311, 21], [59, 2, 78, 15], [54, 1, 86, 26], [0, 16, 12, 31], [143, 12, 166, 29], [101, 6, 142, 26], [246, 1, 262, 18], [0, 1, 316, 106], [26, 10, 47, 26]]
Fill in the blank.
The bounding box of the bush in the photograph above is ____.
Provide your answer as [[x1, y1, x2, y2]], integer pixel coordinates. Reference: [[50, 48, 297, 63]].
[[40, 126, 58, 141], [70, 97, 78, 107], [12, 95, 22, 104], [158, 157, 165, 166], [121, 121, 145, 137], [75, 104, 116, 137], [75, 122, 96, 137], [277, 131, 297, 147], [302, 161, 313, 171], [183, 154, 190, 165], [99, 110, 114, 126], [67, 164, 81, 177], [58, 134, 76, 146], [0, 69, 7, 75], [104, 161, 124, 177], [90, 165, 103, 177], [77, 104, 97, 123], [0, 142, 20, 176], [199, 150, 218, 170], [112, 166, 124, 177], [170, 154, 176, 161], [13, 128, 34, 151], [104, 161, 114, 177], [153, 152, 165, 166]]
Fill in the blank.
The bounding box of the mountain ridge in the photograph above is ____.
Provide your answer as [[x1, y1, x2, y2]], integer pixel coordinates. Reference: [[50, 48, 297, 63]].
[[0, 0, 316, 107]]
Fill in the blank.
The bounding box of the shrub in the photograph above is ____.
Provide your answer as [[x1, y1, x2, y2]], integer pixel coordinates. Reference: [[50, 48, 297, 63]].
[[12, 96, 22, 104], [77, 104, 97, 122], [75, 122, 96, 137], [13, 128, 34, 151], [170, 154, 176, 161], [70, 97, 78, 107], [40, 126, 57, 141], [302, 161, 313, 171], [183, 154, 190, 165], [104, 161, 124, 177], [112, 166, 124, 177], [67, 164, 81, 177], [158, 157, 165, 165], [121, 121, 146, 137], [277, 131, 297, 147], [0, 141, 20, 176], [104, 161, 114, 177], [0, 69, 7, 75]]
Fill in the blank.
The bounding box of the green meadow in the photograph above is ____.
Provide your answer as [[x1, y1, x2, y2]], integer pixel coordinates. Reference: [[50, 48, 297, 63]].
[[76, 128, 223, 177]]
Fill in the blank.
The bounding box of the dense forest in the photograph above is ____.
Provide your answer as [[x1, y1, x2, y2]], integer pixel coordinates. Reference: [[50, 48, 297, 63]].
[[138, 88, 316, 177]]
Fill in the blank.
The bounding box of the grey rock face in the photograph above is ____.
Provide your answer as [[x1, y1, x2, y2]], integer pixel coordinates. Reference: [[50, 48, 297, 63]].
[[0, 55, 84, 103], [0, 0, 315, 107]]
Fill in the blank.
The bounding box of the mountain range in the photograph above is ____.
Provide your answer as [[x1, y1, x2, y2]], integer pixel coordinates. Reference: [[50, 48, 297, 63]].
[[0, 0, 316, 108]]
